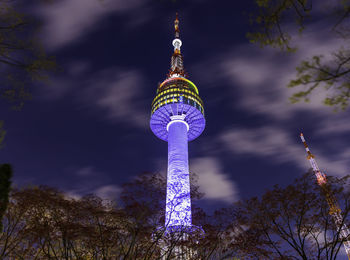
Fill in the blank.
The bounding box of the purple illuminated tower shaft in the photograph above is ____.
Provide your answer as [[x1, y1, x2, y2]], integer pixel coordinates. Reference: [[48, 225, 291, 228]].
[[150, 14, 205, 232], [166, 119, 191, 226]]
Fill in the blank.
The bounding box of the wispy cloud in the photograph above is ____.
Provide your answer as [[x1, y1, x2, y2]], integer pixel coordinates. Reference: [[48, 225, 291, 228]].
[[219, 126, 349, 177], [63, 165, 122, 202], [193, 21, 346, 118], [220, 40, 343, 119], [151, 156, 239, 203], [64, 184, 122, 203], [37, 60, 91, 99], [94, 184, 121, 201], [192, 22, 350, 178], [82, 68, 149, 128], [219, 126, 304, 167], [316, 116, 350, 136], [39, 64, 149, 128], [191, 157, 239, 203], [75, 166, 98, 176], [36, 0, 150, 49]]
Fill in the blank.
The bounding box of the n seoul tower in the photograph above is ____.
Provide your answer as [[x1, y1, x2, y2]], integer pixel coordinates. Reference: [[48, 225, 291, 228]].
[[150, 14, 205, 231]]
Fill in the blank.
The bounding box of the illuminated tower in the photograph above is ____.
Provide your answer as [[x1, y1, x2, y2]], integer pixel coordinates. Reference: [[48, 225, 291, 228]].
[[150, 14, 205, 232], [300, 133, 350, 259]]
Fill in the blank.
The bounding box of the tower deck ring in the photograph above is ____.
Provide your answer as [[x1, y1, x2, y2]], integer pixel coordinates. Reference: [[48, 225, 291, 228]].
[[150, 103, 205, 142]]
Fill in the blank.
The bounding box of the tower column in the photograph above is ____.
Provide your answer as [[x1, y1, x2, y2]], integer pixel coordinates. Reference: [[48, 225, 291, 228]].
[[166, 116, 192, 227], [150, 14, 205, 258]]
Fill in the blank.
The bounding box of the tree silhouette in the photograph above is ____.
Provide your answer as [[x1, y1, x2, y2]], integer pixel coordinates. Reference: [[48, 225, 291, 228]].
[[0, 164, 12, 233], [248, 0, 350, 110], [0, 121, 5, 148], [0, 0, 56, 110], [0, 173, 209, 259], [236, 172, 350, 259], [2, 172, 349, 259], [0, 0, 57, 147]]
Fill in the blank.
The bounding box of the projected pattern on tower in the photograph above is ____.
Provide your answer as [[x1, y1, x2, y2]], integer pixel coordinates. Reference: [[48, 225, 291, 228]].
[[150, 14, 205, 228]]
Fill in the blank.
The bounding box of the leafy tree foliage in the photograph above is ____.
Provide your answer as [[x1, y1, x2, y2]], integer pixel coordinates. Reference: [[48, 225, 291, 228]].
[[0, 0, 56, 110], [248, 0, 350, 110], [0, 0, 56, 147]]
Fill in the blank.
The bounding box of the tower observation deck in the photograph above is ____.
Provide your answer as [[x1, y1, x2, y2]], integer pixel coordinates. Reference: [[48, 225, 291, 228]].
[[150, 14, 205, 231]]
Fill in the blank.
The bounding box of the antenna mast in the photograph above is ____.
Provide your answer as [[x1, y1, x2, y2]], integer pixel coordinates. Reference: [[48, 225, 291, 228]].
[[300, 133, 350, 259]]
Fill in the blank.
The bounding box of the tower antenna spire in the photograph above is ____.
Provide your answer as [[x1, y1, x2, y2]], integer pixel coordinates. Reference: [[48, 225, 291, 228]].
[[300, 133, 350, 259], [169, 13, 185, 78], [174, 12, 180, 38]]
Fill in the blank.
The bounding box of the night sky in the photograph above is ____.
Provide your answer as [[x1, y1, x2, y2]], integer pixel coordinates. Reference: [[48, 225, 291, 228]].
[[1, 0, 349, 212]]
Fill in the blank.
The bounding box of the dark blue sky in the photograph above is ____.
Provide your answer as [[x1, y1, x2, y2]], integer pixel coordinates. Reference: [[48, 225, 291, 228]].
[[1, 0, 349, 211]]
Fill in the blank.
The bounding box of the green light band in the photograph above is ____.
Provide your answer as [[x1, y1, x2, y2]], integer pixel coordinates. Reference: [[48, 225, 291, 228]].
[[159, 77, 199, 94]]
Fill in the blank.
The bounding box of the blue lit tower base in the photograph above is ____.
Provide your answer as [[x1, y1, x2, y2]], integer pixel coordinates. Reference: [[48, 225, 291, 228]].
[[150, 14, 205, 259], [153, 225, 204, 259]]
